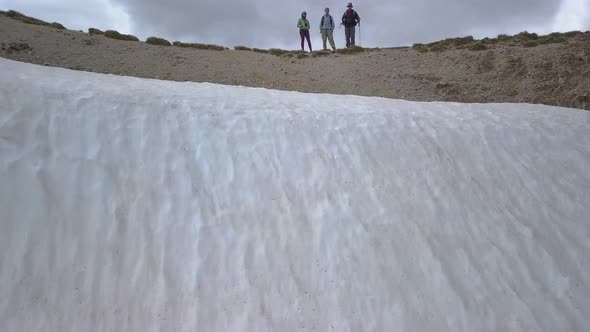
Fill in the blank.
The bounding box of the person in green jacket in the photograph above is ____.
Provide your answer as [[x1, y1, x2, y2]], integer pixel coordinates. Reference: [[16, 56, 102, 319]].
[[297, 11, 312, 52]]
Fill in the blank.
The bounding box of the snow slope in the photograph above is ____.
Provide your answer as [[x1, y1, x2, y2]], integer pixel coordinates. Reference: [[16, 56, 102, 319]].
[[1, 58, 589, 332]]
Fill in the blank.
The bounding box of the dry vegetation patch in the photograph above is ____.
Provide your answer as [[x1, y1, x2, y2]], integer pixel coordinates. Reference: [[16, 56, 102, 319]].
[[5, 10, 66, 30], [104, 30, 139, 42]]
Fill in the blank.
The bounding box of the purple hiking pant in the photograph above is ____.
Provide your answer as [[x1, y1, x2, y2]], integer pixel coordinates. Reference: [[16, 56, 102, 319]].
[[300, 30, 312, 51]]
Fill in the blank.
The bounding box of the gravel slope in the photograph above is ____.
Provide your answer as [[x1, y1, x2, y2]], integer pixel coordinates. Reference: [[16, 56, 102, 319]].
[[1, 14, 589, 110]]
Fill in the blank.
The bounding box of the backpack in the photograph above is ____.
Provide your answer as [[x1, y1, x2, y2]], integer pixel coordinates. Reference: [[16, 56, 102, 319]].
[[343, 10, 358, 26], [321, 15, 335, 29]]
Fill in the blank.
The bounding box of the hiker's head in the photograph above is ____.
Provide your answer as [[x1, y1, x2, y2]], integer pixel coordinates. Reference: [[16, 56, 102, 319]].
[[325, 8, 330, 14], [347, 3, 353, 9], [301, 11, 307, 18]]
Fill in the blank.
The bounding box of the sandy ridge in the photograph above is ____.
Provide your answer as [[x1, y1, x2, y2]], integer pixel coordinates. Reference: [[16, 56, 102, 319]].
[[1, 14, 589, 110]]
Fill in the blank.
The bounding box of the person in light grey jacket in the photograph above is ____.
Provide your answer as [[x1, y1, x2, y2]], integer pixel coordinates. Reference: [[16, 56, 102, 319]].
[[320, 8, 336, 51]]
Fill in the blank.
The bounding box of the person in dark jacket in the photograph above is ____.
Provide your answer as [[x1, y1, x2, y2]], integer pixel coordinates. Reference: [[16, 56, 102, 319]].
[[342, 2, 361, 48]]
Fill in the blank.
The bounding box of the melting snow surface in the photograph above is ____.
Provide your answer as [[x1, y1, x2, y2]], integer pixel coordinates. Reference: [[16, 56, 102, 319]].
[[1, 58, 590, 331]]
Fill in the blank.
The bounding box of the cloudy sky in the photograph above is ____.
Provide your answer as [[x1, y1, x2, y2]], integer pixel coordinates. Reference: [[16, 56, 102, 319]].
[[1, 0, 589, 49]]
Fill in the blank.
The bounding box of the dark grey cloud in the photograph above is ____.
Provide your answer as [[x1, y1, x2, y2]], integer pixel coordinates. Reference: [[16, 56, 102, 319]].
[[2, 0, 588, 49], [112, 0, 573, 48]]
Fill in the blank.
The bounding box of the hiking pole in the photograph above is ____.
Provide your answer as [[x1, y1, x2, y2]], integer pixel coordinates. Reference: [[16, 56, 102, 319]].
[[358, 22, 361, 47]]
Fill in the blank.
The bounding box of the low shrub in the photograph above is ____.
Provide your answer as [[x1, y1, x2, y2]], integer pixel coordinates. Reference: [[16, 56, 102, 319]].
[[88, 27, 104, 35], [429, 43, 447, 52], [563, 31, 581, 38], [234, 46, 252, 51], [206, 44, 225, 51], [5, 42, 32, 53], [417, 46, 429, 53], [336, 45, 365, 54], [281, 50, 305, 57], [538, 33, 567, 44], [516, 31, 538, 40], [253, 48, 269, 53], [523, 41, 538, 48], [412, 44, 429, 53], [50, 22, 66, 30], [173, 42, 225, 51], [439, 36, 474, 47], [497, 34, 513, 42], [174, 41, 203, 49], [481, 37, 498, 45], [269, 48, 287, 55], [104, 30, 139, 42], [452, 36, 475, 46], [5, 10, 67, 30], [146, 36, 172, 46], [311, 50, 331, 57]]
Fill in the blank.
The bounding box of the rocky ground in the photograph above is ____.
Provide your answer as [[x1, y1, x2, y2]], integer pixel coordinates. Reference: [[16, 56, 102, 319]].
[[1, 13, 589, 110]]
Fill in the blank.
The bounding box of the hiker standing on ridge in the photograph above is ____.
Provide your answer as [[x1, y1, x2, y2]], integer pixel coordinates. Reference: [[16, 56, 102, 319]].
[[298, 11, 312, 52], [342, 2, 361, 48], [320, 8, 336, 51]]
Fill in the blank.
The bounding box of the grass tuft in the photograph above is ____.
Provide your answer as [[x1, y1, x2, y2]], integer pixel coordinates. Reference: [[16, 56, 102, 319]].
[[146, 36, 172, 46], [234, 46, 252, 51]]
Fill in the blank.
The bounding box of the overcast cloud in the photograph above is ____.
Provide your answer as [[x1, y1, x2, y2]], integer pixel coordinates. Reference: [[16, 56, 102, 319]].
[[1, 0, 588, 49]]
